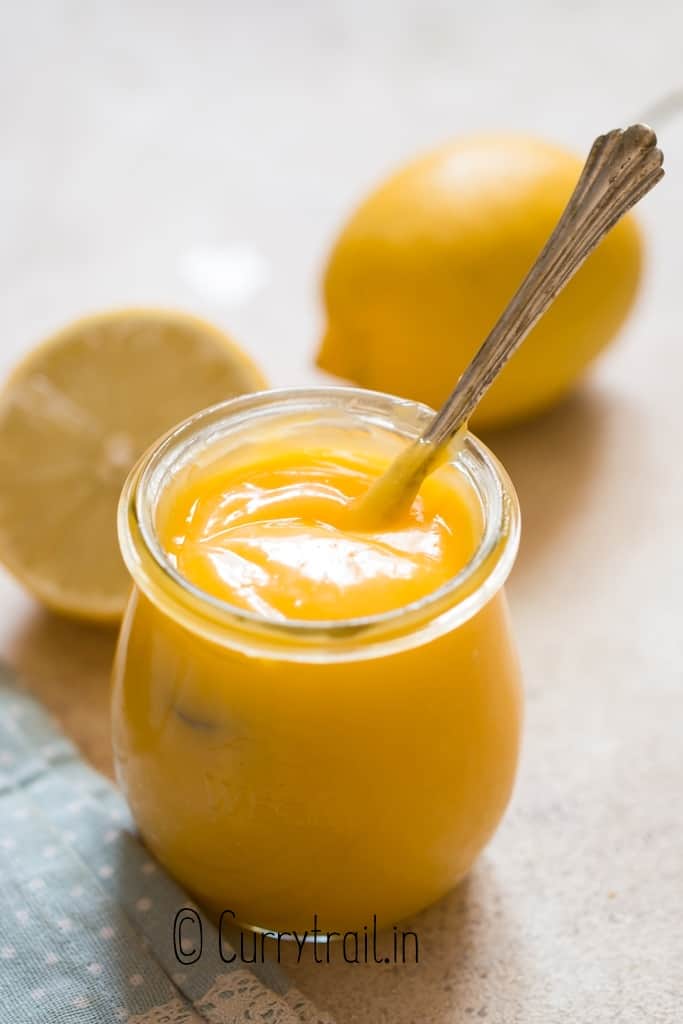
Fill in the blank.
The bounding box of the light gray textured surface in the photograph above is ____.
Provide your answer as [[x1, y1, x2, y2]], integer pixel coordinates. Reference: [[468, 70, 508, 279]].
[[1, 2, 682, 1021]]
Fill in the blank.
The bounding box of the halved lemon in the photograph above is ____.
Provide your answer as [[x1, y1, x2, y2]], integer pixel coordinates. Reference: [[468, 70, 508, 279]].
[[0, 308, 267, 622]]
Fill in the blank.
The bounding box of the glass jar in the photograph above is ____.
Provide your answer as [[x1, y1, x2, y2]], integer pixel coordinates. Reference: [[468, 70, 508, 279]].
[[112, 386, 522, 935]]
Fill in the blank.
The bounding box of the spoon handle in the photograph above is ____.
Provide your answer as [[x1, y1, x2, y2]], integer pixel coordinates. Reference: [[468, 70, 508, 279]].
[[422, 124, 664, 449]]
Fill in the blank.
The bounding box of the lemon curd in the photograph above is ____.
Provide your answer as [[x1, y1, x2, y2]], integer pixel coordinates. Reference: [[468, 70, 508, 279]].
[[159, 443, 478, 622], [112, 388, 522, 933]]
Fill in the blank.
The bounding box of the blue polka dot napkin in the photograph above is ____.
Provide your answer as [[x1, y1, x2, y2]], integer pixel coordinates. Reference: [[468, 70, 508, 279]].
[[0, 664, 332, 1023]]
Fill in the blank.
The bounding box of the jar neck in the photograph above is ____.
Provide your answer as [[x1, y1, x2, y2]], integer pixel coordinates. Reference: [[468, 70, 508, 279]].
[[118, 387, 520, 662]]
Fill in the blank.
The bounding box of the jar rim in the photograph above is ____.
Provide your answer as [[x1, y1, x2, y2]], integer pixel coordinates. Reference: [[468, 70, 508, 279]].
[[118, 386, 520, 658]]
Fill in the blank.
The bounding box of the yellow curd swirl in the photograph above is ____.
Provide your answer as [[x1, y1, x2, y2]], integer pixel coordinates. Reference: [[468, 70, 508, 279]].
[[158, 444, 479, 621]]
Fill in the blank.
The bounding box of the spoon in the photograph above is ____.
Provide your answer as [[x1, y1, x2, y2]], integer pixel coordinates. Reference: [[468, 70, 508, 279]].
[[351, 124, 664, 528]]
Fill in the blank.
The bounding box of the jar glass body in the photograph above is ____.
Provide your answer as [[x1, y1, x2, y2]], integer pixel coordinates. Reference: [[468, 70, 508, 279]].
[[112, 387, 523, 934]]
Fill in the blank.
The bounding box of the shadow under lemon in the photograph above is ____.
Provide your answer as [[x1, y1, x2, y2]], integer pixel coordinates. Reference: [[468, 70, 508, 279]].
[[478, 385, 618, 589], [7, 608, 118, 777]]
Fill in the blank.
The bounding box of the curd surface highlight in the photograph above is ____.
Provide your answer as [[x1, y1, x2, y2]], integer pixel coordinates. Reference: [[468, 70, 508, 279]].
[[158, 438, 479, 621]]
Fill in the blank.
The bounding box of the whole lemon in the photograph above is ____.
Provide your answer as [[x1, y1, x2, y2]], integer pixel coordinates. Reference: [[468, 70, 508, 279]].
[[317, 134, 643, 429]]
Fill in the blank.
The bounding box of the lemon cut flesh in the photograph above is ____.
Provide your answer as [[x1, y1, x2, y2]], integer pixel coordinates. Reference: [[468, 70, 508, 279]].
[[0, 308, 267, 621]]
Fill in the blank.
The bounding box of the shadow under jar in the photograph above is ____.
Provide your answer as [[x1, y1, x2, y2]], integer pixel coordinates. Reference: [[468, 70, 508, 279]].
[[112, 386, 523, 935]]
